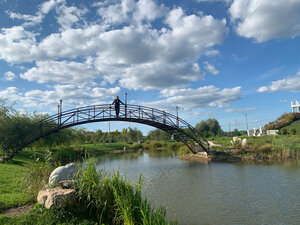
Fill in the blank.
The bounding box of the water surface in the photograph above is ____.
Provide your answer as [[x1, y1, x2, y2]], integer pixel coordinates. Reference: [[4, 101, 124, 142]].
[[95, 150, 300, 225]]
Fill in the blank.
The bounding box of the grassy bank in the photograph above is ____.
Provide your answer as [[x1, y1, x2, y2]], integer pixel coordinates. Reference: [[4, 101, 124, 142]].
[[0, 142, 177, 224], [0, 159, 176, 224], [208, 135, 300, 161]]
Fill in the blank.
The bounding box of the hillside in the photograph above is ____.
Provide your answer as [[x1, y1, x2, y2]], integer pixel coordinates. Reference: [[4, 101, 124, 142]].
[[264, 112, 300, 130], [282, 120, 300, 134]]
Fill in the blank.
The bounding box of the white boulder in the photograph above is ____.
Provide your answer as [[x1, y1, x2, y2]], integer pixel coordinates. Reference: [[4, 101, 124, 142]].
[[241, 138, 247, 147], [231, 137, 241, 145], [49, 163, 77, 186]]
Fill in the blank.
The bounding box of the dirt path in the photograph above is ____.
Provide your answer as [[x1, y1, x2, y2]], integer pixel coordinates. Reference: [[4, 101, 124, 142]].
[[1, 204, 34, 217]]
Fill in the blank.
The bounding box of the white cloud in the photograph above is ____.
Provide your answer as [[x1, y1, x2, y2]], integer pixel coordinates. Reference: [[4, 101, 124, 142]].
[[145, 86, 241, 110], [1, 2, 228, 91], [96, 0, 165, 25], [257, 71, 300, 93], [37, 25, 104, 60], [225, 107, 257, 112], [6, 0, 63, 27], [204, 62, 219, 75], [20, 60, 99, 85], [95, 8, 228, 90], [0, 85, 121, 108], [4, 71, 16, 81], [0, 87, 23, 103], [6, 11, 43, 27], [55, 3, 88, 31], [0, 26, 37, 62], [193, 111, 218, 118], [229, 0, 300, 42]]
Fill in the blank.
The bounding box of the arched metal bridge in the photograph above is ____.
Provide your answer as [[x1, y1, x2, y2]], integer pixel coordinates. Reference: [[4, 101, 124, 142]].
[[0, 104, 209, 161]]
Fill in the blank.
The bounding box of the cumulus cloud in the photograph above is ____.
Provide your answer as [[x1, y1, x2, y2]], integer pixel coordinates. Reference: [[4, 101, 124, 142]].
[[96, 0, 166, 25], [257, 71, 300, 93], [229, 0, 300, 42], [55, 3, 88, 31], [0, 85, 121, 108], [2, 1, 228, 92], [225, 107, 257, 113], [204, 62, 219, 75], [20, 60, 99, 85], [145, 86, 241, 110], [95, 7, 228, 89], [4, 71, 16, 81], [0, 26, 38, 62]]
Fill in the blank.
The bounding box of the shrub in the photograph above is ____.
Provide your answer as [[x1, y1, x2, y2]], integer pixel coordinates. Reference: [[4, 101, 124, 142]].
[[130, 142, 143, 150], [280, 128, 288, 135], [291, 128, 297, 135]]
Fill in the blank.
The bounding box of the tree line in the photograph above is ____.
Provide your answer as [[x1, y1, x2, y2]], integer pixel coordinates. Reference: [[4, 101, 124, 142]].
[[0, 99, 224, 152]]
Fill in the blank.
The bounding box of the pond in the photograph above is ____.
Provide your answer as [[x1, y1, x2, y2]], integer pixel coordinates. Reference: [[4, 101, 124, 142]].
[[95, 150, 300, 225]]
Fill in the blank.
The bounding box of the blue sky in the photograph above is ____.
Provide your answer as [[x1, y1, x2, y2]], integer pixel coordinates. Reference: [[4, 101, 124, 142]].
[[1, 0, 300, 134]]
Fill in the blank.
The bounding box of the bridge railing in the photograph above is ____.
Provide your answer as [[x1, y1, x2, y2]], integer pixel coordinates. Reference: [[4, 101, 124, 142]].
[[1, 104, 209, 161]]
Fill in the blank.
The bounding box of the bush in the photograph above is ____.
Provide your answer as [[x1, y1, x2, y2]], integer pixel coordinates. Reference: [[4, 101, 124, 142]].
[[291, 128, 297, 135], [280, 128, 288, 135], [130, 142, 143, 150]]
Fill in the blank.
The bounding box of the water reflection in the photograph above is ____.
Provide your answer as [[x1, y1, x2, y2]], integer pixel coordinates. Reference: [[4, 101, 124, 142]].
[[95, 150, 300, 225]]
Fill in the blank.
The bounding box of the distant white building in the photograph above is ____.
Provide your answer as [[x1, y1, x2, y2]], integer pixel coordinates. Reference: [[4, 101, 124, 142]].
[[247, 126, 278, 136], [291, 100, 300, 113]]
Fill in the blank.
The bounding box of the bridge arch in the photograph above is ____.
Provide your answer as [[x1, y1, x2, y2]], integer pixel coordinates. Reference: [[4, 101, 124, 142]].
[[0, 104, 209, 161]]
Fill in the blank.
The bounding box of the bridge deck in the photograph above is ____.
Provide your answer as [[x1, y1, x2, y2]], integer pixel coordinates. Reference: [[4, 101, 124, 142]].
[[0, 104, 209, 161]]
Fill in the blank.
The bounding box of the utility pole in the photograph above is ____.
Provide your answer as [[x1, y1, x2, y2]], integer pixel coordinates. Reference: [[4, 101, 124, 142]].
[[176, 106, 179, 127], [245, 113, 248, 131], [125, 93, 127, 118]]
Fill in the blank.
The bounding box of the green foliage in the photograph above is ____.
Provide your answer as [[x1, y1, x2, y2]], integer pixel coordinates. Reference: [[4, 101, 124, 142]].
[[280, 128, 288, 135], [130, 142, 143, 150], [291, 128, 297, 135], [264, 112, 300, 130], [147, 129, 171, 141], [195, 118, 223, 138], [233, 128, 240, 136], [74, 159, 176, 225]]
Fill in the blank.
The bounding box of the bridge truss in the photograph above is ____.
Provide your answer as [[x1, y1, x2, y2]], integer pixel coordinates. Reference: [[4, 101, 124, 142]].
[[0, 104, 209, 161]]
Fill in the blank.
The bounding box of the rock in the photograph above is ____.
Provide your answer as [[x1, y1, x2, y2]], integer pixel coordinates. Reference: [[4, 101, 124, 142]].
[[37, 187, 76, 209], [59, 180, 75, 189], [196, 151, 208, 157], [49, 163, 77, 186], [241, 138, 247, 147], [231, 137, 241, 145]]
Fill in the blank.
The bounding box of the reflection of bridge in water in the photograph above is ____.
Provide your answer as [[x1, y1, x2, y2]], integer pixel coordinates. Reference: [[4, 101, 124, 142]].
[[0, 104, 209, 161]]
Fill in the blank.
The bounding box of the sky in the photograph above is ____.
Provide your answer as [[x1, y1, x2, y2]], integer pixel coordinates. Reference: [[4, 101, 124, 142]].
[[0, 0, 300, 134]]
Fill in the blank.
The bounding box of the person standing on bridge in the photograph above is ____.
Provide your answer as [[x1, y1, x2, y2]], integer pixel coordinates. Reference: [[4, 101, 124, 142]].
[[112, 96, 124, 117]]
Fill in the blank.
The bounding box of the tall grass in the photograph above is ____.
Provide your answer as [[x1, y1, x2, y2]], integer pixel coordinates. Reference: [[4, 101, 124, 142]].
[[22, 149, 57, 197], [74, 159, 176, 225], [242, 136, 300, 159]]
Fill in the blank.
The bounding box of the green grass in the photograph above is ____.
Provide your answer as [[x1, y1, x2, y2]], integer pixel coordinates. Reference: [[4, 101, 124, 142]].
[[0, 159, 176, 225], [0, 161, 32, 212], [283, 120, 300, 135]]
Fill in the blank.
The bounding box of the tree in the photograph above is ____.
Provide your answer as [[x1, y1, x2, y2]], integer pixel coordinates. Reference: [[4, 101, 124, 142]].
[[233, 128, 240, 136], [195, 118, 223, 137], [147, 129, 171, 141]]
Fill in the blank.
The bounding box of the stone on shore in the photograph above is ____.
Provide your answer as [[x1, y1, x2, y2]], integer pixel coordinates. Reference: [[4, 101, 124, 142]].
[[37, 187, 76, 209]]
